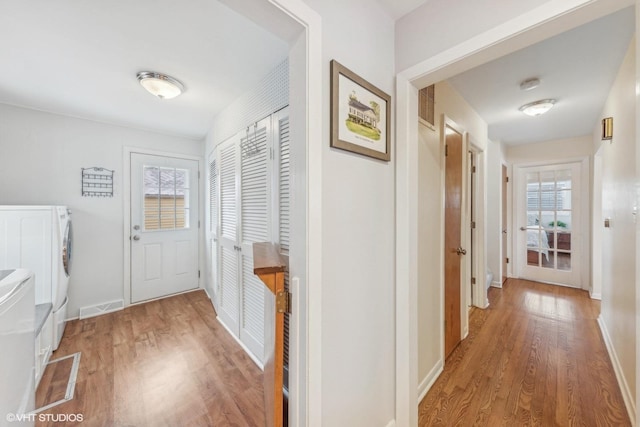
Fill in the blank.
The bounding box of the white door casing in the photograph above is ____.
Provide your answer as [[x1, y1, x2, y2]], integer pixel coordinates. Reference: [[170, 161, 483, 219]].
[[130, 153, 199, 303]]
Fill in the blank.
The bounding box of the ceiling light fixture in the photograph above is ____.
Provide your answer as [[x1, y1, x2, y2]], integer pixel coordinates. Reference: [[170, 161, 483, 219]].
[[519, 99, 556, 116], [519, 77, 540, 91], [136, 71, 184, 99]]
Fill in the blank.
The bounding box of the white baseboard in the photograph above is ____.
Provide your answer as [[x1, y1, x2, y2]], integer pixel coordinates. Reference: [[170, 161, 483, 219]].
[[490, 280, 502, 288], [384, 420, 395, 427], [216, 316, 264, 370], [79, 299, 124, 320], [597, 315, 636, 425], [590, 291, 602, 300], [418, 359, 444, 403]]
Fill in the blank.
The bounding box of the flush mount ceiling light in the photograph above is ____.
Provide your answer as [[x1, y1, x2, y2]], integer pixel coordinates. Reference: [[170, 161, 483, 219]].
[[519, 77, 540, 91], [519, 99, 556, 116], [136, 71, 184, 99]]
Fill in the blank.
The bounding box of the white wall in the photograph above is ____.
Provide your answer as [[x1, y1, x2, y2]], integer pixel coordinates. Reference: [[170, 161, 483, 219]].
[[300, 0, 396, 425], [395, 0, 547, 72], [0, 104, 203, 318], [595, 37, 637, 421], [417, 80, 488, 398], [506, 135, 593, 163]]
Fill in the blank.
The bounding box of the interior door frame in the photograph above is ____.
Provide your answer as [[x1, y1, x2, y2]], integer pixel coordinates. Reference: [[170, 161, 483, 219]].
[[511, 157, 590, 289], [123, 146, 205, 308], [466, 138, 488, 309], [441, 115, 468, 359]]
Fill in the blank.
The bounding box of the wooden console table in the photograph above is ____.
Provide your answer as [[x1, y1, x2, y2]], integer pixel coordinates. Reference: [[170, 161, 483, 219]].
[[253, 242, 288, 427]]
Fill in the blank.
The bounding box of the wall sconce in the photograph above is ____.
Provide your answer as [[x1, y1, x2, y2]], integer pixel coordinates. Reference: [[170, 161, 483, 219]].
[[602, 117, 613, 140]]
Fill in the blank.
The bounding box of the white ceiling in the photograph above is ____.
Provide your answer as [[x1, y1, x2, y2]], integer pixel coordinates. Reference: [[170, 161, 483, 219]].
[[0, 0, 289, 140], [447, 7, 635, 146], [377, 0, 429, 19]]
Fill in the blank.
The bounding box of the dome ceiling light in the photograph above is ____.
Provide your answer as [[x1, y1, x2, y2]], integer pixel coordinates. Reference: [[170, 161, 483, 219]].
[[519, 77, 540, 91], [519, 99, 556, 116], [137, 71, 184, 99]]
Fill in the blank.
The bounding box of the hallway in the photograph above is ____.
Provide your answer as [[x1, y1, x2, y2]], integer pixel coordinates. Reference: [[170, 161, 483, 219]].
[[419, 279, 631, 426]]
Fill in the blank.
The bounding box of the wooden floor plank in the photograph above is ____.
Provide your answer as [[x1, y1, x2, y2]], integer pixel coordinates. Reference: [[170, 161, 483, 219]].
[[419, 279, 631, 427], [36, 290, 264, 427]]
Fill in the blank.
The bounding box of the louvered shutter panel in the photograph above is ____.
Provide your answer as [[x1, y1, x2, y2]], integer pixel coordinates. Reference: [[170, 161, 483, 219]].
[[220, 143, 237, 240], [209, 158, 218, 235], [279, 116, 290, 254], [277, 114, 292, 379], [218, 139, 239, 333], [239, 123, 269, 359], [208, 157, 220, 298]]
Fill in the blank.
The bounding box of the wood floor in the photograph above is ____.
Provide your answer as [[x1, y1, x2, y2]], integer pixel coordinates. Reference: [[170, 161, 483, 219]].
[[419, 279, 631, 427], [36, 290, 265, 427]]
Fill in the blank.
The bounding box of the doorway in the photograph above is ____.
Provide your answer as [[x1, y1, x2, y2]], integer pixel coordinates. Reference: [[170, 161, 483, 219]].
[[129, 152, 200, 303], [515, 162, 582, 287]]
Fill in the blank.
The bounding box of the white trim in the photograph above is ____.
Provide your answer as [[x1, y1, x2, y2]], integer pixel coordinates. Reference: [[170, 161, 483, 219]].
[[267, 2, 322, 426], [490, 280, 503, 289], [395, 2, 625, 425], [418, 360, 444, 403], [589, 292, 602, 300], [395, 75, 419, 427], [384, 420, 396, 427], [122, 146, 204, 308], [217, 316, 264, 370], [597, 315, 637, 425]]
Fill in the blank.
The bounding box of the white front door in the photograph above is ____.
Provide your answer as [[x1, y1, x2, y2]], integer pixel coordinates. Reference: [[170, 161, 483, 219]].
[[130, 152, 199, 303], [515, 162, 581, 287]]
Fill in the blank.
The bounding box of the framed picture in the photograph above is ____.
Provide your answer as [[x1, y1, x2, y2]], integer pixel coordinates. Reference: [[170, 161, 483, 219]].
[[330, 60, 391, 161]]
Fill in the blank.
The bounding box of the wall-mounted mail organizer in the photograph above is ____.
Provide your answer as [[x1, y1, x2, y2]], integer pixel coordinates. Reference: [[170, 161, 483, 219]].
[[82, 167, 114, 197]]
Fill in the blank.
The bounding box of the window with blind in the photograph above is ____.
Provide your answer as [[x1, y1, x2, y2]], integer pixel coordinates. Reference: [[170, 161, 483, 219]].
[[143, 166, 190, 231]]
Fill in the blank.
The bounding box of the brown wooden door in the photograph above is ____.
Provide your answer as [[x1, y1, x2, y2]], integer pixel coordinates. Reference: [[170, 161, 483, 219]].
[[444, 126, 464, 359], [502, 165, 508, 284]]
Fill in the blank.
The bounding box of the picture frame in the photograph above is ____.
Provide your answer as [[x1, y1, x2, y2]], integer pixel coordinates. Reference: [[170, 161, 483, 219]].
[[330, 60, 391, 161]]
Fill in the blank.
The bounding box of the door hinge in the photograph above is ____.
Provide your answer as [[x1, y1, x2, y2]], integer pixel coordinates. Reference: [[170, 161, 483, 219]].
[[506, 257, 510, 264], [471, 277, 476, 284], [198, 270, 201, 278], [276, 290, 291, 314], [445, 144, 448, 156], [471, 221, 476, 229], [198, 220, 200, 229], [198, 171, 200, 179], [472, 166, 476, 173], [505, 176, 509, 183]]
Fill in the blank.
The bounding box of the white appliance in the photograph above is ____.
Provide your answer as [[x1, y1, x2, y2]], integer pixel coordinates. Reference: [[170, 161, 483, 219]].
[[0, 206, 72, 350], [0, 269, 35, 427]]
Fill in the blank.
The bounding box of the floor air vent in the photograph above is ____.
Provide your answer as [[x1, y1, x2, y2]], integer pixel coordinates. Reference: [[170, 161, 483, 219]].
[[79, 300, 124, 319]]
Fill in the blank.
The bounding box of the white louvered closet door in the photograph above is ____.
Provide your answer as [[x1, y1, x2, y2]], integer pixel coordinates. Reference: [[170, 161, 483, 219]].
[[218, 136, 240, 335], [239, 117, 272, 361], [208, 151, 220, 306], [275, 109, 291, 381]]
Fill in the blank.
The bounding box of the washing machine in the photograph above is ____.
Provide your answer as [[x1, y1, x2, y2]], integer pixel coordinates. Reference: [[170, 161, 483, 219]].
[[0, 205, 72, 351]]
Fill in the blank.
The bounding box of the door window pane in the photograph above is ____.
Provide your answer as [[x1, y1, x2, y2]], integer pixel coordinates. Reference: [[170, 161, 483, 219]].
[[144, 166, 190, 231], [525, 168, 572, 273]]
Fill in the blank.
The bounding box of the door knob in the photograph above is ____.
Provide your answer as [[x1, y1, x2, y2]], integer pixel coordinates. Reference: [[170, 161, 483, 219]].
[[133, 225, 140, 230], [456, 247, 467, 255], [520, 226, 527, 231], [502, 229, 507, 234], [132, 235, 140, 241]]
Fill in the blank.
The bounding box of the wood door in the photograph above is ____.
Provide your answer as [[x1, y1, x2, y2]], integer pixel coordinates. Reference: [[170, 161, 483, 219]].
[[444, 126, 464, 359], [502, 165, 508, 284], [130, 153, 199, 303]]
